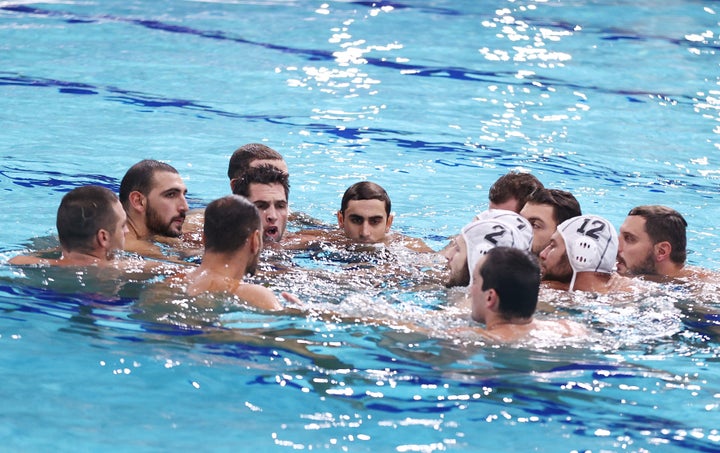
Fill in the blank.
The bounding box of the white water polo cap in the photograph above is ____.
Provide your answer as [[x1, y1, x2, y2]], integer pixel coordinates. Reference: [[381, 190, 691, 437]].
[[557, 214, 618, 289], [472, 209, 533, 252], [462, 213, 533, 283]]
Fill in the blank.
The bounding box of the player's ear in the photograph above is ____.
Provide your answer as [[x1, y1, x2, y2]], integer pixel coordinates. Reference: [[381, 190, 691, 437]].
[[655, 241, 672, 262], [128, 191, 146, 212], [250, 229, 261, 254], [230, 177, 242, 194], [96, 228, 110, 249], [385, 213, 394, 232], [486, 288, 499, 310], [336, 210, 345, 228]]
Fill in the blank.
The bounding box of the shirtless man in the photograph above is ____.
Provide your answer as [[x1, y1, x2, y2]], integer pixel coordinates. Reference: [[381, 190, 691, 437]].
[[520, 188, 582, 255], [334, 181, 433, 252], [178, 195, 291, 310], [119, 159, 189, 258], [539, 214, 631, 292], [467, 246, 584, 342], [10, 186, 127, 267], [617, 205, 705, 281], [185, 143, 292, 240], [231, 165, 289, 245]]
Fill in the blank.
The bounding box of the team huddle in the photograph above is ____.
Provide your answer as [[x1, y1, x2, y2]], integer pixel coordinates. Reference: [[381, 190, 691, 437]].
[[9, 144, 713, 343]]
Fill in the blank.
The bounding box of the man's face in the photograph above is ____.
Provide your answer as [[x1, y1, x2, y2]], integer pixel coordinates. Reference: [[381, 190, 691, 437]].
[[109, 200, 128, 256], [617, 215, 657, 276], [520, 202, 557, 256], [337, 199, 392, 243], [145, 171, 189, 238], [247, 182, 288, 243], [538, 230, 573, 282], [470, 257, 489, 323], [489, 197, 520, 213], [440, 235, 470, 288], [249, 158, 289, 175]]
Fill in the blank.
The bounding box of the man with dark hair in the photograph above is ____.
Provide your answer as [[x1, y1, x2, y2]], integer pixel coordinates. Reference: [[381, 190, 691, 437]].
[[333, 181, 433, 251], [291, 181, 431, 252], [472, 246, 540, 320], [337, 181, 393, 244], [180, 195, 288, 310], [10, 186, 127, 266], [467, 246, 584, 342], [488, 171, 544, 213], [617, 205, 698, 280], [185, 143, 291, 245], [232, 165, 290, 244], [227, 143, 288, 185], [119, 159, 189, 256], [520, 188, 582, 255]]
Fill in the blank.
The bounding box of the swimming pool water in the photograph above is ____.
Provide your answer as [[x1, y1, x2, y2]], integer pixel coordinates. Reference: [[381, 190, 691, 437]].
[[1, 0, 719, 451]]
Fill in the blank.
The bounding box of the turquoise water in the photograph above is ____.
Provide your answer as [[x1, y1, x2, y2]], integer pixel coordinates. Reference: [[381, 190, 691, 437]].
[[1, 1, 719, 451]]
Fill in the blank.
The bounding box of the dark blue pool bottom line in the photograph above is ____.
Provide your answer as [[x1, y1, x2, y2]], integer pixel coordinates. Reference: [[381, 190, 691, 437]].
[[2, 3, 716, 98]]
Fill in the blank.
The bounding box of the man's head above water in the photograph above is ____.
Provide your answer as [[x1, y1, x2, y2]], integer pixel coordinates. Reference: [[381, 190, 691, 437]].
[[539, 214, 618, 291], [520, 188, 582, 256], [441, 210, 533, 288], [617, 205, 687, 278], [232, 164, 290, 244], [337, 181, 394, 244], [119, 159, 189, 240], [488, 171, 544, 213]]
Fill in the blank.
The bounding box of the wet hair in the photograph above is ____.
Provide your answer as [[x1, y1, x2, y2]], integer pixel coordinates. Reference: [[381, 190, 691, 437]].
[[227, 143, 285, 180], [488, 171, 544, 212], [231, 164, 290, 199], [628, 205, 687, 265], [56, 185, 121, 253], [479, 247, 540, 319], [340, 181, 391, 216], [119, 159, 179, 209], [525, 188, 582, 225], [203, 195, 261, 253]]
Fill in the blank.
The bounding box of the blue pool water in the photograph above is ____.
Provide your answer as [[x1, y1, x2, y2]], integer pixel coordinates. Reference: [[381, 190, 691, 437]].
[[1, 0, 719, 451]]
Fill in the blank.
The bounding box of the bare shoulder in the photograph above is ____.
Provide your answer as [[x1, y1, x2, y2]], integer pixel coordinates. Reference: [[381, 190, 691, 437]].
[[118, 257, 191, 279], [8, 255, 49, 266], [391, 232, 434, 253], [124, 237, 194, 264], [233, 283, 283, 311], [534, 318, 587, 337], [686, 266, 719, 283], [445, 325, 498, 342], [607, 273, 636, 292], [283, 229, 344, 250], [541, 280, 570, 291], [123, 238, 165, 258]]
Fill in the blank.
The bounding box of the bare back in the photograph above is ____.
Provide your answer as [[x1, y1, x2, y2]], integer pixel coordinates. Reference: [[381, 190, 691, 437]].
[[476, 318, 587, 343], [185, 268, 282, 311]]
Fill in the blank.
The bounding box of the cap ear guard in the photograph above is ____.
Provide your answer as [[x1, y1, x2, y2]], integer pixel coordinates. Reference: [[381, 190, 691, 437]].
[[570, 235, 600, 270], [473, 209, 533, 252], [462, 220, 510, 284], [476, 242, 495, 256]]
